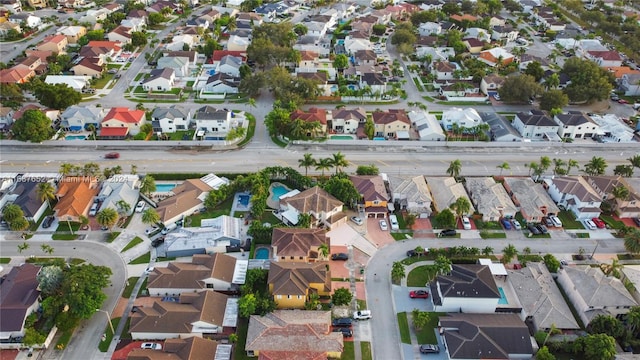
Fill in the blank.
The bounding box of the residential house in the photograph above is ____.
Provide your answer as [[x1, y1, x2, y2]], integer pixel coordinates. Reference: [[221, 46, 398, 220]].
[[56, 25, 86, 44], [586, 50, 623, 68], [215, 55, 242, 77], [14, 56, 44, 75], [425, 177, 474, 215], [201, 73, 240, 94], [272, 228, 329, 262], [480, 74, 505, 95], [294, 36, 331, 57], [151, 105, 191, 133], [0, 106, 14, 132], [268, 261, 331, 309], [154, 178, 214, 226], [491, 25, 518, 42], [7, 180, 49, 222], [349, 175, 389, 217], [557, 266, 638, 326], [439, 313, 534, 359], [450, 13, 478, 23], [100, 107, 146, 138], [512, 111, 561, 141], [440, 107, 482, 131], [354, 49, 376, 67], [409, 110, 446, 142], [503, 177, 560, 223], [79, 8, 109, 23], [86, 40, 122, 59], [479, 112, 521, 142], [508, 262, 580, 331], [72, 58, 103, 78], [620, 266, 640, 304], [127, 9, 148, 21], [462, 38, 484, 54], [166, 34, 195, 52], [0, 21, 21, 38], [478, 47, 515, 67], [465, 27, 490, 42], [246, 310, 343, 358], [0, 264, 41, 342], [545, 176, 601, 220], [278, 186, 345, 229], [157, 56, 189, 77], [54, 176, 99, 222], [519, 54, 549, 72], [372, 109, 410, 139], [97, 175, 139, 217], [0, 67, 34, 84], [360, 73, 387, 97], [129, 291, 236, 340], [9, 12, 40, 27], [107, 25, 132, 45], [45, 75, 91, 91], [289, 108, 327, 137], [418, 22, 441, 36], [1, 0, 22, 13], [620, 73, 640, 96], [343, 36, 372, 55], [554, 111, 600, 139], [415, 46, 455, 63], [589, 114, 634, 143], [387, 175, 432, 217], [120, 17, 145, 32], [432, 61, 457, 80], [465, 177, 517, 222], [328, 107, 366, 134], [586, 176, 640, 218], [127, 337, 230, 360], [141, 68, 175, 92], [158, 219, 242, 259], [226, 30, 250, 52], [60, 106, 104, 132], [36, 34, 67, 54], [147, 253, 247, 296], [194, 106, 235, 140], [430, 264, 501, 313]]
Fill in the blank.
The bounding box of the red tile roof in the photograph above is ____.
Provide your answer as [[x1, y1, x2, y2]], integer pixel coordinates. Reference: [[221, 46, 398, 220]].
[[87, 40, 122, 52], [212, 50, 247, 61], [587, 50, 622, 61], [290, 108, 327, 125], [103, 107, 145, 124], [42, 34, 67, 44], [0, 67, 35, 84], [99, 127, 129, 137]]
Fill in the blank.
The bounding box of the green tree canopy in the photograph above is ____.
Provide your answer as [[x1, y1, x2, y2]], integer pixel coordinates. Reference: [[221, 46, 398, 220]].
[[321, 175, 360, 208], [498, 74, 543, 103], [356, 164, 379, 175], [563, 57, 614, 103], [434, 208, 456, 228], [539, 90, 569, 111], [12, 109, 54, 142], [332, 287, 353, 306], [33, 83, 81, 110], [524, 61, 545, 81]]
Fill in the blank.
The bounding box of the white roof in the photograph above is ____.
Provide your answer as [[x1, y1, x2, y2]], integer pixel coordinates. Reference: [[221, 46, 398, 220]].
[[222, 298, 238, 327], [590, 114, 634, 142], [409, 110, 445, 140], [200, 173, 230, 190], [45, 75, 91, 91], [478, 258, 507, 276]]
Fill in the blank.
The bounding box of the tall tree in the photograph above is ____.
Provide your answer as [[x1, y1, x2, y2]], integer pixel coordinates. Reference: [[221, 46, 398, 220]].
[[391, 261, 406, 283], [140, 175, 157, 197], [141, 208, 160, 227], [96, 208, 119, 232], [333, 54, 349, 74], [566, 159, 579, 175], [434, 255, 452, 275], [17, 242, 30, 253], [298, 153, 315, 177], [498, 74, 543, 103], [314, 158, 332, 177], [501, 244, 518, 264], [583, 156, 608, 176], [12, 110, 54, 143], [624, 228, 640, 254], [329, 152, 349, 174], [496, 162, 510, 175], [449, 197, 471, 219], [563, 57, 614, 104], [628, 155, 640, 169], [539, 90, 569, 111], [33, 83, 82, 110], [446, 159, 462, 178]]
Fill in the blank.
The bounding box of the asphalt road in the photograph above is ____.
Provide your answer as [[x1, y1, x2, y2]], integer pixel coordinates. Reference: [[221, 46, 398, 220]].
[[0, 240, 127, 360]]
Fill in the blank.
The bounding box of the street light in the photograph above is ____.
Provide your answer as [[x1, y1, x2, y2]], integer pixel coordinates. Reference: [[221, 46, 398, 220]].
[[96, 309, 114, 335]]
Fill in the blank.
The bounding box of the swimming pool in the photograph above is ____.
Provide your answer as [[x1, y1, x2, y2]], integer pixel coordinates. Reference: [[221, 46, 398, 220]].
[[255, 247, 269, 259], [337, 39, 345, 45], [65, 135, 87, 140], [347, 84, 358, 91], [498, 287, 508, 305], [271, 185, 289, 202], [156, 184, 177, 192], [238, 194, 250, 207], [331, 135, 354, 140], [208, 69, 216, 75]]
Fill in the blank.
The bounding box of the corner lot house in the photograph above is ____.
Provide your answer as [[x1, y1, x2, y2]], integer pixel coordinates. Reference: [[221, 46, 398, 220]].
[[4, 180, 50, 222], [0, 264, 41, 342], [545, 176, 601, 220], [554, 112, 600, 139], [557, 266, 638, 326], [268, 261, 331, 309], [127, 337, 231, 360], [586, 176, 640, 218], [246, 310, 343, 358], [141, 68, 176, 92], [429, 264, 501, 313], [512, 111, 561, 141]]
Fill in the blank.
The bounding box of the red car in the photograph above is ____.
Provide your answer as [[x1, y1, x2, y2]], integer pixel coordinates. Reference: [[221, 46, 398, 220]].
[[592, 217, 606, 229], [409, 290, 429, 299], [105, 152, 120, 159], [618, 99, 629, 104]]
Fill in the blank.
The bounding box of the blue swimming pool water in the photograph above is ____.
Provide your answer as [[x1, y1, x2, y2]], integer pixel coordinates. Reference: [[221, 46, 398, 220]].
[[498, 287, 508, 305], [238, 194, 250, 206], [337, 39, 345, 45], [255, 248, 269, 259], [209, 69, 216, 75], [347, 84, 358, 90], [65, 135, 87, 140], [271, 185, 289, 201], [156, 184, 177, 192]]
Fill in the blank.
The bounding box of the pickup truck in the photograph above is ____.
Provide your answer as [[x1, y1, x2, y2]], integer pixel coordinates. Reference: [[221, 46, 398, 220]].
[[353, 310, 372, 320]]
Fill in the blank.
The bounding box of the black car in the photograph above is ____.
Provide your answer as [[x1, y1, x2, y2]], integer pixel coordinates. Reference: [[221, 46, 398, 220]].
[[332, 318, 353, 327], [419, 344, 440, 354], [407, 250, 418, 257], [634, 218, 640, 227], [151, 238, 165, 247], [537, 224, 549, 234], [42, 216, 54, 229], [439, 229, 457, 237], [332, 327, 353, 337], [331, 253, 348, 261], [527, 224, 541, 235]]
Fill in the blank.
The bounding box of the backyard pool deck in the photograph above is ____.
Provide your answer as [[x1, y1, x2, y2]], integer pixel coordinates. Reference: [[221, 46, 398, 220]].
[[266, 182, 292, 209]]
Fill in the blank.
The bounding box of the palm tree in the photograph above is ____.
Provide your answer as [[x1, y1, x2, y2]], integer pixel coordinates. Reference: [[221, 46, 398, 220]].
[[482, 246, 494, 256], [496, 162, 510, 175], [131, 165, 138, 175], [298, 153, 315, 177], [391, 261, 406, 283], [17, 242, 29, 253], [601, 259, 622, 277], [583, 156, 608, 176], [330, 152, 349, 174], [318, 243, 329, 260], [539, 156, 552, 174], [315, 158, 332, 177], [141, 208, 160, 227], [553, 158, 567, 175], [624, 229, 640, 254], [140, 175, 157, 197], [566, 159, 579, 175], [37, 182, 56, 208], [501, 244, 518, 264], [629, 155, 640, 169], [116, 200, 131, 226], [450, 197, 471, 220], [446, 159, 462, 179], [40, 244, 54, 255], [612, 185, 630, 202], [59, 163, 75, 176], [434, 255, 452, 275], [96, 208, 119, 232], [624, 306, 640, 336], [79, 215, 89, 231]]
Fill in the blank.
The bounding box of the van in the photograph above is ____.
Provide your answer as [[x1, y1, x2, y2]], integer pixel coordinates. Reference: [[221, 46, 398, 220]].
[[161, 223, 177, 235], [389, 214, 399, 230], [89, 203, 99, 216]]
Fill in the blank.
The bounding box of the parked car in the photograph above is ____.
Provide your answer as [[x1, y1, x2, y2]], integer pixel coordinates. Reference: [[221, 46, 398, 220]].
[[543, 217, 554, 227], [537, 224, 549, 234], [42, 216, 54, 228], [592, 217, 606, 229], [161, 223, 177, 235], [633, 217, 640, 227], [550, 215, 563, 227], [331, 253, 348, 261], [527, 224, 541, 235], [511, 219, 522, 230], [407, 248, 428, 257], [389, 215, 399, 230], [332, 318, 353, 327], [462, 216, 471, 230], [332, 327, 353, 337], [419, 344, 440, 354], [144, 267, 154, 274], [409, 290, 429, 299], [104, 152, 120, 159], [439, 229, 457, 237], [89, 203, 99, 216], [145, 226, 159, 235], [353, 310, 372, 320], [350, 216, 363, 225], [140, 343, 162, 350], [379, 219, 388, 231], [135, 200, 146, 213], [151, 238, 164, 247], [618, 99, 629, 104], [584, 219, 597, 230], [501, 219, 512, 230]]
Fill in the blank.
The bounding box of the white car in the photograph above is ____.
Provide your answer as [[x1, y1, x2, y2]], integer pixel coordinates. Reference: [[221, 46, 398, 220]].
[[350, 216, 363, 225], [379, 219, 388, 231], [584, 219, 597, 230], [550, 215, 563, 227], [145, 226, 159, 235], [89, 203, 99, 216], [462, 216, 471, 230], [511, 219, 522, 230], [353, 310, 372, 320], [389, 214, 400, 230], [140, 342, 161, 350], [135, 200, 146, 213]]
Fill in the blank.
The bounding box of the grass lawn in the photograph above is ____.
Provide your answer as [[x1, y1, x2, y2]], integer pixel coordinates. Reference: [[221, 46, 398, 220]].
[[341, 342, 355, 359], [479, 231, 507, 239], [121, 237, 143, 253], [187, 197, 233, 227], [601, 215, 625, 229], [237, 113, 256, 147], [260, 211, 283, 226], [360, 342, 372, 360], [528, 233, 551, 238], [98, 317, 120, 352], [52, 234, 78, 240], [56, 221, 80, 232], [415, 313, 444, 344], [407, 265, 437, 287], [55, 330, 73, 350], [397, 312, 411, 344], [401, 256, 432, 266], [575, 232, 590, 238], [129, 252, 150, 265], [557, 211, 583, 229], [0, 258, 10, 264], [153, 130, 194, 141], [93, 73, 114, 89], [392, 232, 413, 240], [122, 277, 139, 298], [106, 231, 121, 243], [133, 85, 146, 94], [134, 73, 145, 81], [234, 318, 255, 360], [474, 220, 502, 230]]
